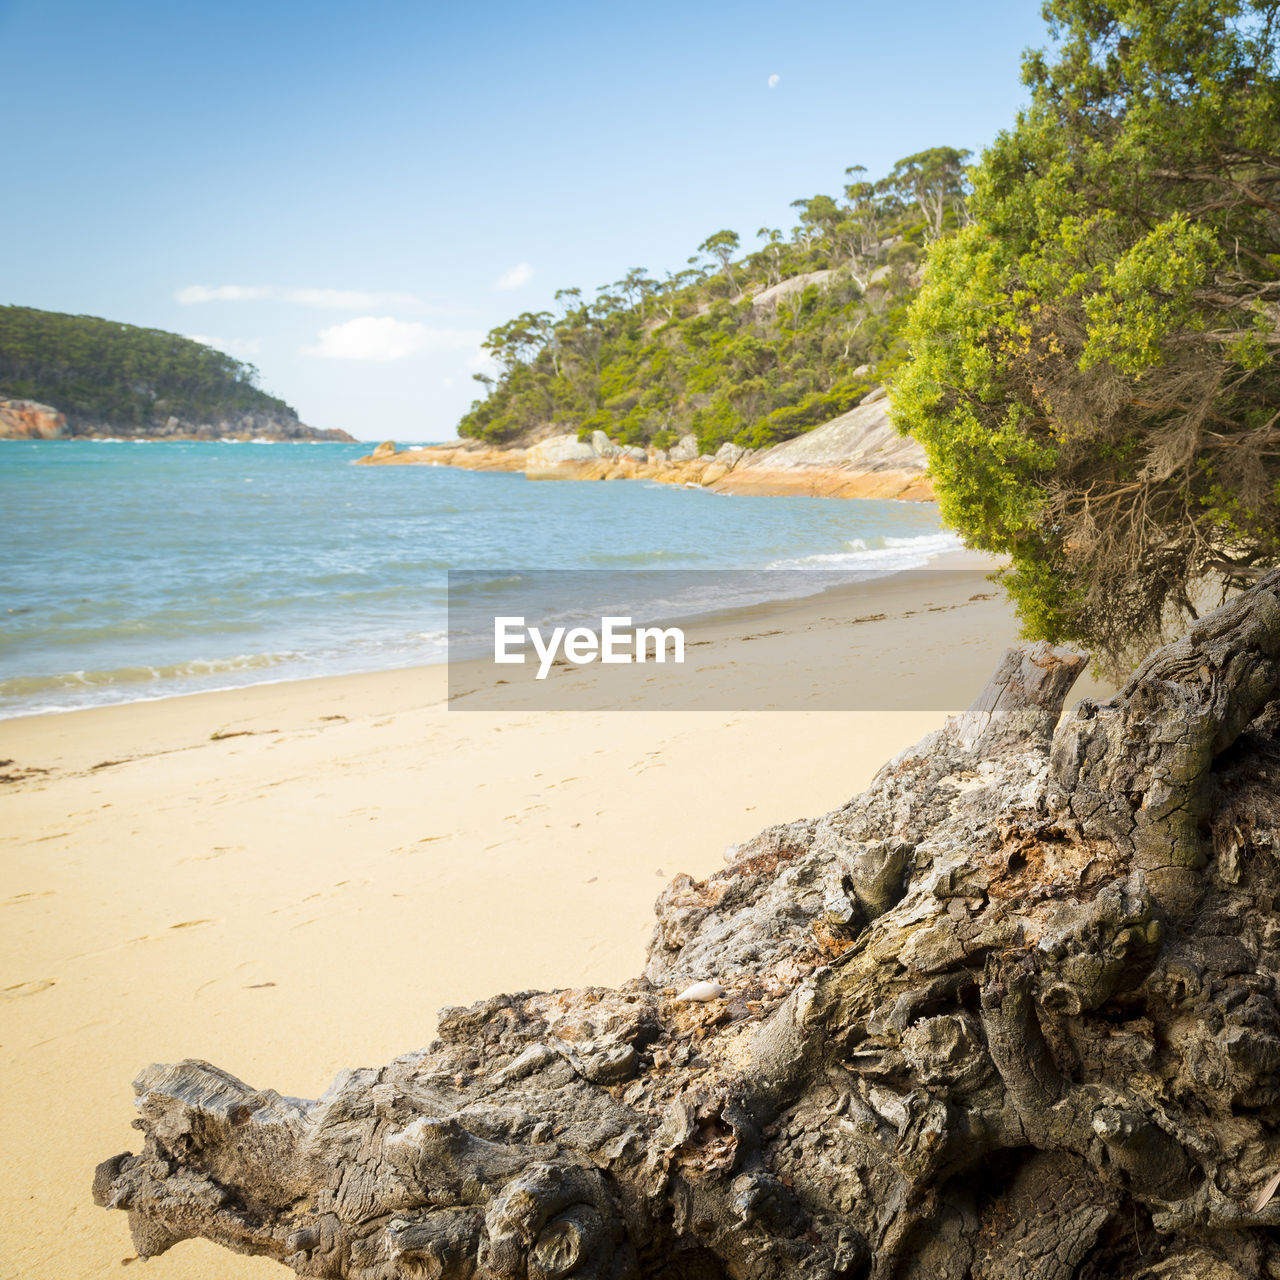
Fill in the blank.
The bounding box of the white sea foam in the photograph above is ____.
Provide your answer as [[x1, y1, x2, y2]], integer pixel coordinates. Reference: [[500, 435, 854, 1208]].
[[768, 531, 963, 572], [0, 653, 296, 699]]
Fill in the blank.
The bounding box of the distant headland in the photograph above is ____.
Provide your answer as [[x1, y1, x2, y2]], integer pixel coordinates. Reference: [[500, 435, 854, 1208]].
[[0, 305, 353, 442], [356, 388, 934, 501]]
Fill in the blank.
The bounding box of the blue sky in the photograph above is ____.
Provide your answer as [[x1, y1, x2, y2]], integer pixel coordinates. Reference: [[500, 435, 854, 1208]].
[[2, 0, 1051, 440]]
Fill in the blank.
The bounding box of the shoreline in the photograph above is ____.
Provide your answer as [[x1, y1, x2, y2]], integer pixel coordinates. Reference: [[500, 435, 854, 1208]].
[[356, 433, 935, 502], [2, 546, 978, 722]]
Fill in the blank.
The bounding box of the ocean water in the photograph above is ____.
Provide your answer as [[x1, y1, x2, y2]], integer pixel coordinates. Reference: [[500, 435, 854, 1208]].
[[0, 440, 959, 717]]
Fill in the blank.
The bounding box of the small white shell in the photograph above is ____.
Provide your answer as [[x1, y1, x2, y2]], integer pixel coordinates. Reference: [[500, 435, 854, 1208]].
[[674, 981, 725, 1003]]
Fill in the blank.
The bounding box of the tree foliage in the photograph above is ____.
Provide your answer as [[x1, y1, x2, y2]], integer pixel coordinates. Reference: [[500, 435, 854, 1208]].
[[459, 152, 969, 455], [895, 0, 1280, 668], [0, 306, 295, 430]]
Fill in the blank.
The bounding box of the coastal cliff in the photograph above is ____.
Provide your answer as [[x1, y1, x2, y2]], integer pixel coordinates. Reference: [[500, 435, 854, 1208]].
[[356, 390, 934, 501]]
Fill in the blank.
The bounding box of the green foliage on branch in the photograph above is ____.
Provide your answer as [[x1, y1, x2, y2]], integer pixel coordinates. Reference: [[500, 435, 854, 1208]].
[[459, 150, 970, 455], [0, 306, 294, 429], [895, 0, 1280, 667]]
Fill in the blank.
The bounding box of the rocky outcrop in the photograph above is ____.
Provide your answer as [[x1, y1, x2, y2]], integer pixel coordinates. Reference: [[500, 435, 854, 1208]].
[[353, 439, 527, 472], [355, 396, 932, 501], [748, 268, 836, 312], [710, 397, 933, 500], [668, 434, 700, 463], [525, 434, 599, 478], [0, 399, 65, 439]]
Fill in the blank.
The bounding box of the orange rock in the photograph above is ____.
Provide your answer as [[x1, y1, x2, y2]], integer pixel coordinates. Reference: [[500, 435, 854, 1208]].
[[356, 442, 527, 471], [351, 430, 936, 503], [0, 399, 66, 439], [707, 466, 934, 501]]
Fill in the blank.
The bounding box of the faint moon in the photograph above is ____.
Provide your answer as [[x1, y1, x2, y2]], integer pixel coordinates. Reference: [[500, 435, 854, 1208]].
[[767, 73, 780, 88]]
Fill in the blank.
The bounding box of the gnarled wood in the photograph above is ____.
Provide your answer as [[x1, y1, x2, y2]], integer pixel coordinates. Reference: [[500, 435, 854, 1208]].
[[96, 573, 1280, 1279]]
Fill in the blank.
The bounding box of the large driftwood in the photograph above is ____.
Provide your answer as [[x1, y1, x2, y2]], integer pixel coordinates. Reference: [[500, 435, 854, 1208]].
[[96, 571, 1280, 1279]]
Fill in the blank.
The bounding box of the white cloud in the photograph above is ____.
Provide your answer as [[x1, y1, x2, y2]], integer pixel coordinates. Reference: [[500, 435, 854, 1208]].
[[768, 73, 780, 89], [494, 262, 535, 291], [185, 333, 263, 359], [176, 284, 425, 310], [177, 285, 272, 304], [302, 317, 484, 362]]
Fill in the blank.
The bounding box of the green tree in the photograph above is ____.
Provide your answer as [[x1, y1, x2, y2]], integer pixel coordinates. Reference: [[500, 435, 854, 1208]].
[[882, 147, 971, 240], [895, 0, 1280, 667], [789, 194, 842, 249], [614, 268, 656, 322], [698, 229, 742, 297], [754, 228, 786, 287], [843, 165, 888, 264], [482, 311, 553, 373]]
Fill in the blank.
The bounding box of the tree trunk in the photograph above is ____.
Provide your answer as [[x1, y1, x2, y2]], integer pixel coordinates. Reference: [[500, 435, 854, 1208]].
[[95, 570, 1280, 1280]]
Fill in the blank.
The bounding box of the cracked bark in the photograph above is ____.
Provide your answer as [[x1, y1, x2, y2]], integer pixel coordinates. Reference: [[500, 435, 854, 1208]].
[[95, 569, 1280, 1279]]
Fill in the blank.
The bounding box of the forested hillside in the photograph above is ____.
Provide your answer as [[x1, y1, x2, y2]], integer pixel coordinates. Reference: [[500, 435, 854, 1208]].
[[0, 306, 348, 439], [459, 149, 969, 455]]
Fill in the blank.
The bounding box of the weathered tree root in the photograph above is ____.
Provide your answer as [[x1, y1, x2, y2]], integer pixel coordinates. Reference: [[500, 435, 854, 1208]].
[[96, 570, 1280, 1279]]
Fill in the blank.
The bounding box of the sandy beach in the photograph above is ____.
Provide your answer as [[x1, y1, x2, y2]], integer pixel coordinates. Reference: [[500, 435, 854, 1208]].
[[0, 563, 1113, 1280]]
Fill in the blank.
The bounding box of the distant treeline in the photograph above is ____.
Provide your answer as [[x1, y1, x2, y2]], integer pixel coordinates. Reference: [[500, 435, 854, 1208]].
[[460, 148, 970, 454], [0, 306, 295, 428]]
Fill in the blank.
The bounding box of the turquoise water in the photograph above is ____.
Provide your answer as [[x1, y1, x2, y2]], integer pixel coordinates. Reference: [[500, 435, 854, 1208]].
[[0, 440, 956, 717]]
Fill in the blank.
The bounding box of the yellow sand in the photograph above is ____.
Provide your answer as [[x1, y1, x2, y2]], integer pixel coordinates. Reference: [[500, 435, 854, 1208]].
[[0, 564, 1112, 1279]]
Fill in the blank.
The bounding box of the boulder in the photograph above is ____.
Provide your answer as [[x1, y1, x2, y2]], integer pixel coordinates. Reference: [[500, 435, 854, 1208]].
[[520, 436, 584, 479], [525, 434, 596, 467], [590, 430, 620, 459], [713, 442, 747, 470], [0, 399, 66, 439], [371, 440, 397, 459], [668, 434, 700, 462]]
